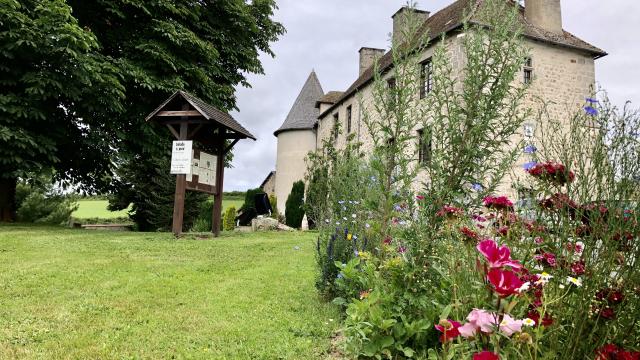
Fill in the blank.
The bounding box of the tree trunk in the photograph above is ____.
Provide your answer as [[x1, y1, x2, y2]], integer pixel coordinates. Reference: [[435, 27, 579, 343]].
[[0, 177, 17, 222]]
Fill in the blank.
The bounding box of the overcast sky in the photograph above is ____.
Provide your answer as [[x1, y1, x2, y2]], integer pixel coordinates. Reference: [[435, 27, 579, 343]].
[[225, 0, 640, 191]]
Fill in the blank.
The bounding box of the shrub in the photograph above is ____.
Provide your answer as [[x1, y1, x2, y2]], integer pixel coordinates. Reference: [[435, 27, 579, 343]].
[[268, 194, 279, 219], [285, 181, 305, 228], [240, 188, 263, 212], [223, 206, 236, 231], [16, 190, 77, 225]]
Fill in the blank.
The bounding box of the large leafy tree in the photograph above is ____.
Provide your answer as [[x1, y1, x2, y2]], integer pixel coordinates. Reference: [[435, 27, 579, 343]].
[[67, 0, 284, 227], [0, 0, 284, 223], [0, 0, 125, 221]]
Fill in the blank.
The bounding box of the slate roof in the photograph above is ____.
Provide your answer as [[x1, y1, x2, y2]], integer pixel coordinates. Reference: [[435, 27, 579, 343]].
[[146, 90, 256, 140], [320, 0, 607, 119], [259, 171, 276, 189], [315, 91, 344, 108], [274, 71, 324, 136]]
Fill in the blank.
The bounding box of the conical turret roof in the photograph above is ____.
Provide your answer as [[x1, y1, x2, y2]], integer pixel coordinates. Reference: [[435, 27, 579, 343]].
[[274, 71, 324, 136]]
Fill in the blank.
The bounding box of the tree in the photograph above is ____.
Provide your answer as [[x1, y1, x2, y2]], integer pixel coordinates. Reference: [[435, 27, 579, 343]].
[[67, 0, 284, 224], [285, 180, 305, 228], [0, 0, 284, 223], [0, 0, 125, 220]]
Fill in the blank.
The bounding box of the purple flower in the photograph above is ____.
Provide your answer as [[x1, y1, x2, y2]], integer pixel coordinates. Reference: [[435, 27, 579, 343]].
[[584, 106, 598, 116], [524, 144, 537, 154], [523, 161, 537, 171], [586, 97, 599, 104], [397, 246, 407, 254], [472, 183, 483, 191]]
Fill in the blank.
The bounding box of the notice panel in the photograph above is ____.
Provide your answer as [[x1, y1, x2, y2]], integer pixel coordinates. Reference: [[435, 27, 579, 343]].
[[170, 141, 193, 174]]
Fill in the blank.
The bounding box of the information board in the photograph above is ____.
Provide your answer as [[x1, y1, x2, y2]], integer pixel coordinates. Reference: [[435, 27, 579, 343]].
[[170, 140, 193, 174]]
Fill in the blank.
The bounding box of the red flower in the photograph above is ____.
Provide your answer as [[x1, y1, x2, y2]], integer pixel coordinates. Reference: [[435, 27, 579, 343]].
[[608, 290, 625, 304], [383, 236, 392, 245], [600, 307, 616, 320], [437, 205, 464, 218], [434, 319, 461, 342], [473, 351, 500, 360], [596, 344, 640, 360], [526, 310, 553, 326], [539, 193, 578, 215], [534, 251, 557, 268], [459, 226, 479, 241], [477, 239, 522, 270], [483, 196, 514, 210], [570, 260, 586, 276], [487, 268, 524, 297], [527, 161, 575, 185], [416, 195, 425, 201]]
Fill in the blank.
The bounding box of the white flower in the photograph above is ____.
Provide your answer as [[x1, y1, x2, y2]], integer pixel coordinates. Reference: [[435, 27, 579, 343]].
[[336, 221, 341, 225], [351, 214, 357, 219], [535, 272, 553, 286], [343, 217, 348, 221], [559, 284, 565, 289], [522, 318, 536, 327], [516, 282, 531, 293], [365, 223, 371, 228], [567, 276, 582, 287]]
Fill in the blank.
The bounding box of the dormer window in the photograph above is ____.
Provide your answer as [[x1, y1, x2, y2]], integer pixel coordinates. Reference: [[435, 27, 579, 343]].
[[524, 57, 533, 85]]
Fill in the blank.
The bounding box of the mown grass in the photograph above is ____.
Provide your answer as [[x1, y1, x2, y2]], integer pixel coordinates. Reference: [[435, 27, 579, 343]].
[[73, 199, 244, 220], [0, 225, 339, 359]]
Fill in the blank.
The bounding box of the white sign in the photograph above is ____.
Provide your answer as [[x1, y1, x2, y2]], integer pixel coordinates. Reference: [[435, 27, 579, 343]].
[[186, 151, 217, 186], [170, 140, 193, 174]]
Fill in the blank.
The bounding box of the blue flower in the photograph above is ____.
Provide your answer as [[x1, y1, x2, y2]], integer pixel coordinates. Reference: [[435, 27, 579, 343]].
[[523, 161, 537, 170], [586, 97, 599, 104], [584, 106, 598, 116], [523, 144, 537, 154], [394, 204, 402, 211], [472, 183, 483, 191], [354, 250, 359, 257], [337, 273, 344, 279]]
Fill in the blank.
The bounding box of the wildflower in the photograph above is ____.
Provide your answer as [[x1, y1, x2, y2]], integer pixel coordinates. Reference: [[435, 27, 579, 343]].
[[383, 236, 392, 245], [477, 239, 522, 270], [522, 318, 536, 327], [567, 276, 582, 287], [516, 282, 531, 293], [527, 161, 575, 185], [416, 195, 425, 201], [487, 268, 524, 297], [499, 315, 523, 336], [347, 233, 353, 241], [586, 97, 599, 104], [342, 217, 347, 221], [534, 272, 553, 286], [460, 226, 479, 242], [570, 260, 585, 276], [437, 205, 464, 218], [524, 144, 537, 154], [397, 246, 407, 254], [534, 237, 544, 244], [434, 319, 462, 342], [473, 351, 500, 360], [472, 183, 484, 191], [600, 307, 616, 320], [351, 213, 356, 219], [365, 223, 371, 229], [324, 219, 330, 224], [527, 310, 553, 326], [336, 273, 344, 279], [459, 309, 493, 338], [338, 200, 345, 205], [584, 105, 598, 116], [523, 161, 537, 171], [483, 195, 514, 210]]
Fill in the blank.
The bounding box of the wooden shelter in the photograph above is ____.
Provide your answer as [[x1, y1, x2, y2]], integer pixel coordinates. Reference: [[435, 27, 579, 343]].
[[146, 91, 256, 236]]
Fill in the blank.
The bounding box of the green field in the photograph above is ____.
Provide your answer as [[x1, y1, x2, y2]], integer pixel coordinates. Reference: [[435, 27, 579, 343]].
[[73, 199, 245, 220], [0, 225, 338, 359]]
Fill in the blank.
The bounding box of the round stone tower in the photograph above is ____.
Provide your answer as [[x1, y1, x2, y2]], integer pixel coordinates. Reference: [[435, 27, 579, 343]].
[[274, 71, 324, 213]]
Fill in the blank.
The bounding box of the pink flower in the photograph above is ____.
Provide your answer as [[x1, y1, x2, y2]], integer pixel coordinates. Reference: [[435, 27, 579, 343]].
[[459, 309, 497, 337], [473, 351, 500, 360], [487, 268, 524, 297], [416, 195, 425, 201], [434, 320, 461, 342], [477, 239, 522, 270], [498, 314, 523, 336]]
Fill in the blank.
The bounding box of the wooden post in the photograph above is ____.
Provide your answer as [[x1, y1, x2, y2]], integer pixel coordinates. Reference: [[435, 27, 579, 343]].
[[171, 122, 188, 236], [212, 132, 225, 237]]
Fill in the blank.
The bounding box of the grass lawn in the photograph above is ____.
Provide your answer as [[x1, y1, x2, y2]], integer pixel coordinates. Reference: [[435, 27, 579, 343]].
[[0, 225, 339, 359], [73, 199, 245, 219], [72, 200, 129, 219]]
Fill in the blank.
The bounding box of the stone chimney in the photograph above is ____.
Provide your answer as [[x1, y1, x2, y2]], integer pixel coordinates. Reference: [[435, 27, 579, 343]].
[[392, 7, 430, 46], [525, 0, 563, 34], [358, 47, 385, 76]]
